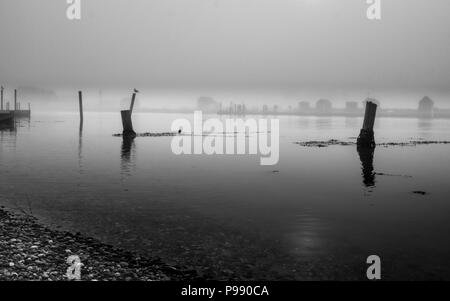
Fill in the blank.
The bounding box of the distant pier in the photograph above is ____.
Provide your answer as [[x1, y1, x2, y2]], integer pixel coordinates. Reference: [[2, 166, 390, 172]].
[[0, 88, 31, 123]]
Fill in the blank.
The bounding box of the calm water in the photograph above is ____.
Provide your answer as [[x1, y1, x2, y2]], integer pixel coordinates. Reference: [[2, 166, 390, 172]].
[[1, 112, 450, 280]]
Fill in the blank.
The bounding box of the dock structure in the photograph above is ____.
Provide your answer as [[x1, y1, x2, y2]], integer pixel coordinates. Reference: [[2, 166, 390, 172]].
[[0, 88, 31, 118], [0, 86, 12, 122], [0, 110, 14, 123], [11, 110, 31, 118]]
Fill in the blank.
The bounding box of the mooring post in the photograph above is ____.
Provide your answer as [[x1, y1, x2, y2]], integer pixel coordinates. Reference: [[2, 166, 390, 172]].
[[129, 92, 137, 115], [121, 110, 136, 137], [14, 89, 17, 111], [357, 100, 377, 148], [78, 91, 84, 124], [1, 86, 4, 111]]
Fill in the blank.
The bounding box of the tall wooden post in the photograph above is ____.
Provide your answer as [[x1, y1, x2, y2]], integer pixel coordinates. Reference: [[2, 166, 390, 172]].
[[129, 92, 137, 115], [357, 100, 377, 148], [14, 89, 17, 111], [78, 91, 84, 124], [1, 86, 4, 111], [121, 110, 136, 137]]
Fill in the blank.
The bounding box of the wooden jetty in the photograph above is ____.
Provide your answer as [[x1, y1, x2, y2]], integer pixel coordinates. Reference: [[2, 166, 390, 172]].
[[12, 110, 31, 118], [0, 88, 31, 120], [0, 111, 14, 123], [13, 89, 31, 118]]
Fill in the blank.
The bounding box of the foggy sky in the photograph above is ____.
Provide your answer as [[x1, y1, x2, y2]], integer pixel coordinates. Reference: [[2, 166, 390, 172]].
[[1, 0, 450, 91]]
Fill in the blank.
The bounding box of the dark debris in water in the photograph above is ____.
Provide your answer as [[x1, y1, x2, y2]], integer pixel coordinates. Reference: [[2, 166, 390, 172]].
[[375, 172, 412, 178], [378, 141, 450, 147], [113, 132, 177, 137], [412, 191, 429, 195], [295, 139, 450, 148], [295, 140, 355, 147]]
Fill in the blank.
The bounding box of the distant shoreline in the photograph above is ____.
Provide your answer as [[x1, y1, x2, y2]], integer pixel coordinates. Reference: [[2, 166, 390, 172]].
[[6, 109, 450, 120], [140, 108, 450, 119]]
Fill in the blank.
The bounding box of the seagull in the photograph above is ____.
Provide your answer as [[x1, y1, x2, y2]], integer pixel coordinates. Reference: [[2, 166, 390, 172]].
[[133, 88, 140, 93]]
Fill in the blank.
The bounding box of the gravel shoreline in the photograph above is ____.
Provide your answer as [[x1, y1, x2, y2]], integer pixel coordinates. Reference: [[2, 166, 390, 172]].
[[0, 207, 200, 281]]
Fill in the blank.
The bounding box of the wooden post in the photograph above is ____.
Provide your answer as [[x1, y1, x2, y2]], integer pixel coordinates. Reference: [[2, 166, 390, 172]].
[[78, 91, 84, 124], [121, 110, 136, 137], [14, 89, 17, 111], [357, 100, 377, 148], [129, 92, 137, 115], [1, 86, 3, 111], [28, 103, 31, 111]]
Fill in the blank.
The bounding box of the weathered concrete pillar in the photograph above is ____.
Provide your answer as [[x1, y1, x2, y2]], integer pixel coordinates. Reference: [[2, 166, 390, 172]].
[[357, 101, 377, 148], [121, 110, 136, 137], [78, 91, 84, 124]]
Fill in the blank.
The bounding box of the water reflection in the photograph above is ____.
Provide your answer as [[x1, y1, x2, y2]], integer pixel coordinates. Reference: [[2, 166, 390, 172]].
[[291, 209, 324, 256], [345, 117, 359, 129], [17, 117, 31, 129], [121, 136, 136, 176], [297, 116, 310, 129], [78, 124, 83, 173], [357, 146, 376, 188], [417, 118, 433, 139], [315, 117, 333, 130], [0, 119, 15, 131]]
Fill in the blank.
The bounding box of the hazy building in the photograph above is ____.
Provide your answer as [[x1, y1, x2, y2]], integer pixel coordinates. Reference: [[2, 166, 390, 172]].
[[345, 101, 358, 111], [237, 104, 243, 115], [418, 96, 434, 118], [197, 96, 219, 113], [298, 101, 311, 111], [316, 99, 332, 112], [273, 105, 278, 113]]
